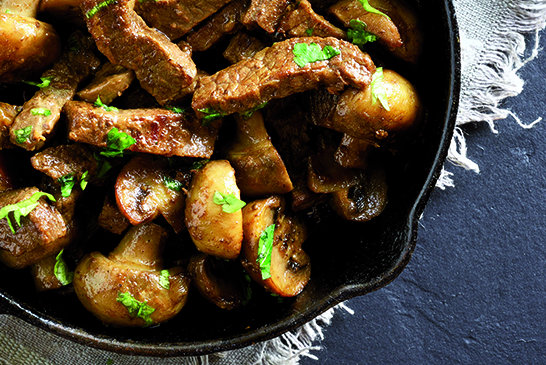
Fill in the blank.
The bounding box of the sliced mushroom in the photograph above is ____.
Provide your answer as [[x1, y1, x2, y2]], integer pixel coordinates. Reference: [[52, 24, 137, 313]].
[[98, 194, 131, 235], [188, 253, 248, 310], [77, 62, 136, 105], [334, 134, 373, 170], [115, 155, 187, 233], [240, 195, 310, 297], [226, 111, 293, 197], [73, 222, 191, 327], [30, 253, 65, 292], [185, 160, 244, 260], [0, 103, 19, 149]]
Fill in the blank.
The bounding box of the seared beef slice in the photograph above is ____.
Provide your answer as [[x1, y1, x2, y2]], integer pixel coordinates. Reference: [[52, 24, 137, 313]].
[[277, 0, 346, 39], [65, 101, 220, 158], [81, 0, 197, 105], [192, 37, 375, 119], [135, 0, 234, 41], [242, 0, 290, 33]]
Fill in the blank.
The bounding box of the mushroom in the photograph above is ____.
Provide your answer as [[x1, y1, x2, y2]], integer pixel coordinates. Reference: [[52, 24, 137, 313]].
[[73, 222, 191, 327], [185, 160, 244, 260], [188, 253, 249, 310], [240, 195, 311, 297], [0, 1, 62, 83]]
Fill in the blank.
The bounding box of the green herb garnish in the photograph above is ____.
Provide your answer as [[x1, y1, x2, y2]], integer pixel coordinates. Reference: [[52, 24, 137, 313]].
[[357, 0, 390, 18], [191, 159, 209, 171], [347, 19, 378, 47], [5, 9, 11, 13], [165, 106, 186, 114], [116, 292, 155, 326], [257, 224, 275, 280], [13, 126, 32, 145], [213, 191, 246, 213], [95, 96, 119, 112], [292, 42, 341, 67], [86, 0, 118, 19], [159, 269, 170, 289], [31, 108, 52, 116], [305, 28, 314, 36], [99, 127, 136, 158], [54, 249, 74, 286], [0, 191, 56, 233], [370, 67, 390, 111], [198, 107, 225, 125], [163, 176, 182, 192], [23, 76, 53, 88], [240, 102, 268, 120], [58, 173, 76, 197], [80, 171, 89, 190]]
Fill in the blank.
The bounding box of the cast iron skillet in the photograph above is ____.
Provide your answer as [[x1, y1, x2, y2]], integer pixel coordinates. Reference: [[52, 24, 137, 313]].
[[0, 0, 460, 357]]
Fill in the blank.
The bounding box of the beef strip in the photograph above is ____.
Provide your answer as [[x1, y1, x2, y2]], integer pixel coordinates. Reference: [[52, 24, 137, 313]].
[[277, 0, 347, 40], [77, 62, 135, 105], [0, 186, 75, 269], [185, 0, 248, 52], [223, 31, 266, 64], [192, 37, 375, 119], [0, 102, 19, 149], [9, 32, 100, 151], [81, 0, 197, 105], [241, 0, 290, 33], [30, 143, 98, 182], [135, 0, 234, 41], [65, 101, 221, 158], [98, 194, 130, 235]]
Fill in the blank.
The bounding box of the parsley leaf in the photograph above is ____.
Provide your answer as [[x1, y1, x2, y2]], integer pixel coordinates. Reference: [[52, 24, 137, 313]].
[[357, 0, 390, 18], [86, 0, 118, 18], [240, 102, 268, 120], [80, 171, 90, 190], [370, 67, 390, 111], [13, 126, 32, 145], [31, 108, 52, 116], [165, 106, 186, 114], [5, 9, 12, 13], [159, 269, 170, 289], [58, 173, 76, 197], [0, 191, 56, 233], [163, 176, 182, 192], [23, 76, 53, 88], [116, 292, 155, 326], [99, 127, 136, 158], [292, 42, 341, 67], [213, 191, 246, 213], [347, 19, 378, 47], [198, 108, 225, 125], [257, 224, 275, 280], [95, 96, 119, 112], [54, 249, 74, 286], [191, 159, 209, 171], [305, 28, 314, 36]]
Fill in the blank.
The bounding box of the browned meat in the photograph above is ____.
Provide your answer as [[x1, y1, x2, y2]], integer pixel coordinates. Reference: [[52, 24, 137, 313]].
[[30, 143, 97, 182], [277, 0, 347, 40], [98, 194, 131, 235], [0, 103, 19, 149], [0, 187, 75, 269], [185, 0, 248, 52], [65, 101, 221, 158], [192, 37, 375, 119], [223, 31, 266, 64], [9, 33, 100, 151], [81, 0, 197, 105], [241, 0, 290, 33], [77, 62, 135, 105], [225, 111, 293, 197], [135, 0, 234, 41]]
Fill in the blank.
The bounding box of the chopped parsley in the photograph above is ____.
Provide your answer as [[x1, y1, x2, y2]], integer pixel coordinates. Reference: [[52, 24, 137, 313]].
[[116, 292, 155, 326], [0, 191, 56, 233], [292, 42, 341, 67], [347, 19, 378, 47], [80, 171, 90, 190], [165, 106, 186, 114], [4, 9, 11, 13], [95, 96, 119, 112], [163, 176, 182, 192], [305, 28, 314, 36], [13, 126, 32, 145], [370, 67, 390, 111], [159, 269, 170, 289], [198, 107, 225, 125], [357, 0, 390, 19], [99, 127, 136, 158], [191, 159, 209, 171], [54, 249, 74, 286], [239, 102, 268, 120], [257, 224, 275, 280], [213, 191, 246, 213], [23, 76, 53, 88], [31, 108, 52, 116], [58, 173, 76, 197], [86, 0, 118, 19]]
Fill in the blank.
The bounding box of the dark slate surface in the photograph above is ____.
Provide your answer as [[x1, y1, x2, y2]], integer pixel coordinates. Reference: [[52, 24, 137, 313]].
[[300, 32, 546, 364]]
